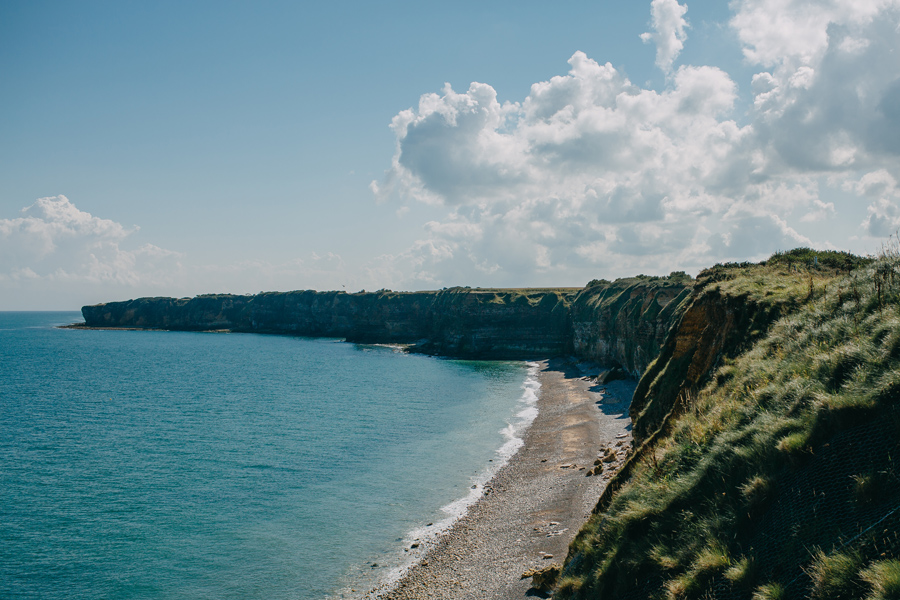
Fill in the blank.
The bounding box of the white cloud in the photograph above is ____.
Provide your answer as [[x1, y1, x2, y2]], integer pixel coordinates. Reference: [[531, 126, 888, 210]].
[[851, 170, 898, 198], [369, 0, 900, 287], [842, 169, 900, 238], [0, 195, 182, 285], [864, 198, 900, 237], [379, 52, 743, 213], [730, 0, 893, 68], [708, 212, 813, 259], [737, 0, 900, 175], [373, 81, 525, 206], [0, 197, 371, 307], [370, 51, 756, 283], [640, 0, 690, 74]]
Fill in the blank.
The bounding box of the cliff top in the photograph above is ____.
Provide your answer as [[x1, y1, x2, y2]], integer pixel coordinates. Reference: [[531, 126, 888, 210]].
[[557, 251, 898, 600]]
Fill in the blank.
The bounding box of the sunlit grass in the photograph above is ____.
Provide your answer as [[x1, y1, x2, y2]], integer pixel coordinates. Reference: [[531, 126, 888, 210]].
[[861, 559, 900, 600], [556, 250, 900, 599]]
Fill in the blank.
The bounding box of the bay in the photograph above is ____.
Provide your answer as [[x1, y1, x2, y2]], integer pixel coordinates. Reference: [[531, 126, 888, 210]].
[[0, 312, 534, 599]]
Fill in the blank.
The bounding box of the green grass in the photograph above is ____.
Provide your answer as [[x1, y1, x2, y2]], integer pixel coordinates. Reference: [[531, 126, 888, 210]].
[[725, 556, 757, 588], [629, 256, 842, 442], [765, 247, 873, 272], [751, 583, 785, 600], [808, 550, 865, 600], [556, 250, 900, 599], [861, 559, 900, 600]]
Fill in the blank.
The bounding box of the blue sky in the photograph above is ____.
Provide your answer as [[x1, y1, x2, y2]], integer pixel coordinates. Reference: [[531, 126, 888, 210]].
[[2, 0, 899, 309]]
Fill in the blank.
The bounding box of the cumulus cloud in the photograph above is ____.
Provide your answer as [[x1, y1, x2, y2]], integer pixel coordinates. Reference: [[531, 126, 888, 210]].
[[740, 1, 900, 176], [641, 0, 690, 74], [730, 0, 892, 68], [0, 195, 182, 292], [370, 51, 753, 283], [844, 169, 900, 237], [371, 81, 524, 206], [864, 198, 900, 237], [1, 196, 384, 307], [377, 52, 743, 211], [732, 0, 900, 241], [369, 0, 900, 287], [850, 170, 899, 198]]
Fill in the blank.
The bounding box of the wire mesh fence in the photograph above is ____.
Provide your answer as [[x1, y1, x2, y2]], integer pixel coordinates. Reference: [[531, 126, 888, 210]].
[[701, 406, 900, 599]]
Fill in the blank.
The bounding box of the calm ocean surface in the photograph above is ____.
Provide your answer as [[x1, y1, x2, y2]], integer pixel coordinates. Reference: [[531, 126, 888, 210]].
[[0, 312, 536, 600]]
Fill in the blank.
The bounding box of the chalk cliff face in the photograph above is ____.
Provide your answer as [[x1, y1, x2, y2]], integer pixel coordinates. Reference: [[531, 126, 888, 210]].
[[411, 288, 576, 358], [628, 265, 806, 442]]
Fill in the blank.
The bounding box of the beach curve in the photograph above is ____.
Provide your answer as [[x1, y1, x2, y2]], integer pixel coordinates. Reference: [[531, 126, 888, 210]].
[[363, 357, 635, 600]]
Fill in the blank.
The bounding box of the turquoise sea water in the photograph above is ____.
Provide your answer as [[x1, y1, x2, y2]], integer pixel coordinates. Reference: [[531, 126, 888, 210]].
[[0, 312, 536, 600]]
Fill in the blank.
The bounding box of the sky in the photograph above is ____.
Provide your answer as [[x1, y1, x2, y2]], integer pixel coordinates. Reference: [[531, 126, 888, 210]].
[[2, 0, 899, 309]]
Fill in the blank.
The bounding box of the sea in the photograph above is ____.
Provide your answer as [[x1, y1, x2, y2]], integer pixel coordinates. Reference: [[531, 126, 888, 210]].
[[0, 311, 539, 600]]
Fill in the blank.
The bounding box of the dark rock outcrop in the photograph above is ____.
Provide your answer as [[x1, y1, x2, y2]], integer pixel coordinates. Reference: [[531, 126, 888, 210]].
[[570, 275, 692, 378], [80, 276, 693, 364], [81, 287, 579, 359]]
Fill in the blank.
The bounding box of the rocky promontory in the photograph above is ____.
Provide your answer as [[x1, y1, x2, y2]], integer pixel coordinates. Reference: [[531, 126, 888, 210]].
[[79, 276, 693, 366]]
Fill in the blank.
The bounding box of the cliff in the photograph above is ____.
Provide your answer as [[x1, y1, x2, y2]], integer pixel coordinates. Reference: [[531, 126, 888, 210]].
[[556, 251, 900, 600], [80, 278, 692, 364], [78, 249, 898, 599], [81, 287, 580, 359], [628, 265, 806, 441], [570, 274, 693, 378], [409, 288, 577, 358]]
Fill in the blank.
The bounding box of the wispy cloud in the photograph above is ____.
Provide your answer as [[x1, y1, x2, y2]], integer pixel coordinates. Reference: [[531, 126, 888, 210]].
[[0, 196, 366, 306], [640, 0, 690, 74]]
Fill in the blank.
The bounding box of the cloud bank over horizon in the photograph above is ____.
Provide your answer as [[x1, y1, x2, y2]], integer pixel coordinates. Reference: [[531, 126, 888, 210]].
[[372, 0, 900, 288], [0, 196, 356, 309], [0, 196, 182, 300], [0, 196, 184, 308]]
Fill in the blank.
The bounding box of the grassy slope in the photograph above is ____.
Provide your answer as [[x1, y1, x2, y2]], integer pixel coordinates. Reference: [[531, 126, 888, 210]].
[[556, 250, 900, 600], [630, 249, 872, 442]]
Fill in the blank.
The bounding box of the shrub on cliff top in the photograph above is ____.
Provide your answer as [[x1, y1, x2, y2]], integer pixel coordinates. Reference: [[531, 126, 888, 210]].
[[585, 271, 694, 290], [767, 247, 873, 272]]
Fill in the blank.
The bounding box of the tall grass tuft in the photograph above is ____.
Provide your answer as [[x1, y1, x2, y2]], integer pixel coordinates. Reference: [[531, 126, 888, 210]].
[[725, 556, 757, 588], [807, 550, 865, 600], [861, 559, 900, 600], [751, 582, 785, 600]]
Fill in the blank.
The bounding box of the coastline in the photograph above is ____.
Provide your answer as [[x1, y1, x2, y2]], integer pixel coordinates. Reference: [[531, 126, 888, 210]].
[[362, 357, 635, 600]]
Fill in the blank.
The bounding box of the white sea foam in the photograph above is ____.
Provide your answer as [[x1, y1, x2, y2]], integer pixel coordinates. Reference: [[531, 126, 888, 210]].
[[353, 361, 542, 599]]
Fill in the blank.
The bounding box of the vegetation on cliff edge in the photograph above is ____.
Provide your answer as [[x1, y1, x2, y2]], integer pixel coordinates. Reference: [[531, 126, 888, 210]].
[[556, 250, 900, 600]]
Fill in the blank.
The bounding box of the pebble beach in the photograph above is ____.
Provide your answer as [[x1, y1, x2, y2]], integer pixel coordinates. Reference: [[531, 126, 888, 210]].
[[364, 357, 636, 600]]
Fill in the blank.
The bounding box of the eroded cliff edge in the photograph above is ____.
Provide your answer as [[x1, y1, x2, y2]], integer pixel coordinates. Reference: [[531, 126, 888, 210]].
[[557, 251, 900, 600], [80, 275, 692, 366]]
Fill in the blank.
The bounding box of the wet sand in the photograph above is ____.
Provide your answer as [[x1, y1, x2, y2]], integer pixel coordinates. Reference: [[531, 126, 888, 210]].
[[365, 357, 635, 600]]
